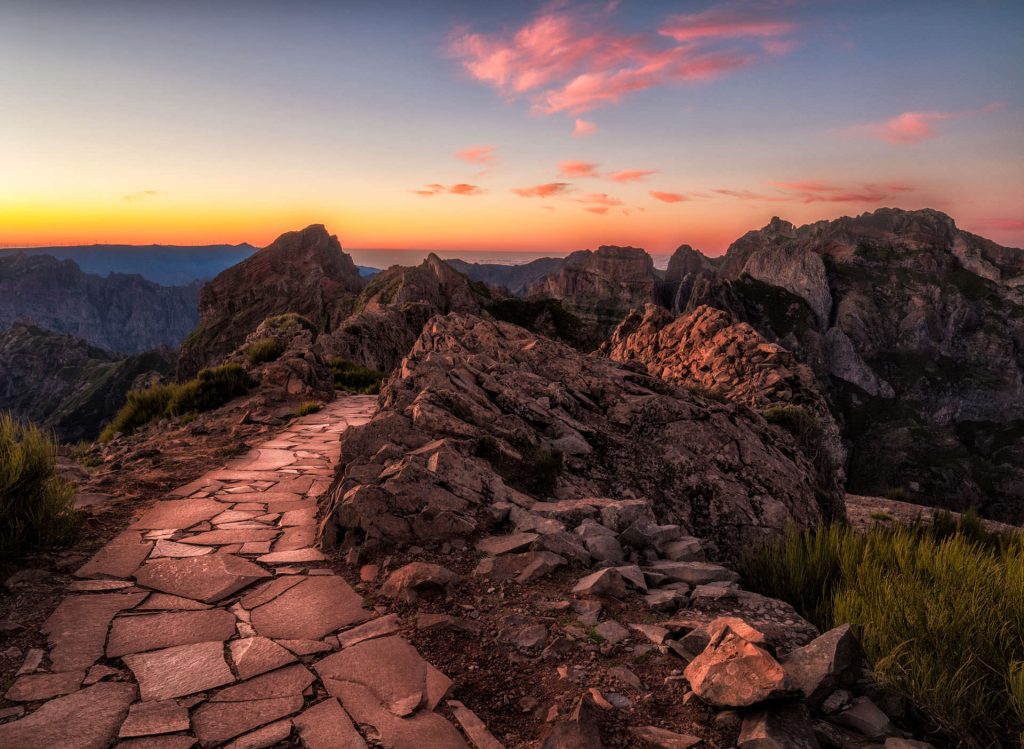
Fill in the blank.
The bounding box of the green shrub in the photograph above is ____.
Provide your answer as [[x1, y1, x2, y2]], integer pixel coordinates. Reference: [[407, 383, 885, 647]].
[[295, 401, 322, 416], [0, 413, 79, 556], [329, 358, 385, 394], [68, 440, 101, 468], [245, 338, 285, 365], [99, 364, 254, 442], [884, 486, 911, 502], [263, 313, 316, 333], [741, 522, 1024, 746]]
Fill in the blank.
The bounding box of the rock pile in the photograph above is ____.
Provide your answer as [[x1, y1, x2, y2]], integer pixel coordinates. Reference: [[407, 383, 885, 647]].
[[320, 313, 839, 561]]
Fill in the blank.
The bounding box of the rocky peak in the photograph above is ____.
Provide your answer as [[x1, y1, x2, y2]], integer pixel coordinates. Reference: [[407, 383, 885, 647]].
[[527, 245, 659, 334], [665, 244, 715, 282], [177, 225, 364, 379]]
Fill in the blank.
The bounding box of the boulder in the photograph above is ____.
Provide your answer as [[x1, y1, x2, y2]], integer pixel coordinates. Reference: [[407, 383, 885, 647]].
[[738, 705, 821, 749], [380, 563, 458, 604], [683, 620, 792, 707], [782, 624, 864, 709]]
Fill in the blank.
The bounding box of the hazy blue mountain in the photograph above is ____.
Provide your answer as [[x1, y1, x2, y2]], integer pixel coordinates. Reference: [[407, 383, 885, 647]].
[[0, 243, 258, 285]]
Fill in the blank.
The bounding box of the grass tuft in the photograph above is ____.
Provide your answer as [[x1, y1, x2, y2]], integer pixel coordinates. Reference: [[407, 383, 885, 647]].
[[0, 413, 79, 557], [329, 357, 385, 394], [741, 519, 1024, 746], [99, 364, 254, 442], [295, 401, 322, 416], [244, 337, 286, 365]]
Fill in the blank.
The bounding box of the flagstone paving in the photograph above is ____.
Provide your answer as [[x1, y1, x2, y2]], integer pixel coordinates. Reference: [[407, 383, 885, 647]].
[[0, 396, 484, 748]]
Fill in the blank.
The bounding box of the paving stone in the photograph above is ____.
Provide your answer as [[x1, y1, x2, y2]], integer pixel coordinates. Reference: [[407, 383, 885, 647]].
[[151, 539, 215, 558], [75, 531, 154, 579], [212, 510, 260, 524], [123, 641, 235, 701], [239, 576, 303, 609], [118, 736, 197, 749], [322, 680, 468, 749], [192, 695, 303, 747], [293, 698, 367, 749], [240, 541, 273, 554], [134, 554, 270, 603], [336, 614, 403, 648], [131, 499, 225, 530], [210, 663, 314, 702], [315, 636, 452, 717], [4, 670, 84, 701], [0, 682, 136, 749], [448, 699, 505, 749], [229, 449, 298, 471], [229, 637, 298, 680], [107, 609, 237, 656], [177, 528, 280, 546], [15, 647, 44, 675], [44, 592, 147, 671], [277, 639, 333, 655], [223, 719, 293, 749], [136, 593, 213, 611], [249, 576, 370, 640], [279, 507, 317, 526], [273, 525, 315, 551], [256, 548, 326, 564], [118, 699, 191, 737], [67, 579, 137, 592], [83, 664, 120, 685]]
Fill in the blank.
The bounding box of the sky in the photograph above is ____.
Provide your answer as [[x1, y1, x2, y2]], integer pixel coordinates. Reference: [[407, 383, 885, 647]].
[[1, 0, 1022, 255]]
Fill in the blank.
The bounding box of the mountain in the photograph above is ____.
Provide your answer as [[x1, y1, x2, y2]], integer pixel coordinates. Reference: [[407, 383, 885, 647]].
[[525, 246, 661, 334], [444, 256, 566, 295], [661, 208, 1024, 521], [0, 253, 200, 353], [0, 244, 258, 285], [0, 322, 174, 441], [177, 224, 364, 379], [322, 253, 491, 373]]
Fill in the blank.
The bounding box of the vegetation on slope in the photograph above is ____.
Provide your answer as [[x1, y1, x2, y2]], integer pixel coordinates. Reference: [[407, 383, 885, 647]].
[[741, 518, 1024, 747], [329, 357, 385, 394], [0, 413, 78, 557], [99, 363, 254, 441], [244, 337, 285, 365]]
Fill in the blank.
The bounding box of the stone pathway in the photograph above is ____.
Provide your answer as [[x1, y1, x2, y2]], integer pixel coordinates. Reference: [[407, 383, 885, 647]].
[[0, 396, 481, 749]]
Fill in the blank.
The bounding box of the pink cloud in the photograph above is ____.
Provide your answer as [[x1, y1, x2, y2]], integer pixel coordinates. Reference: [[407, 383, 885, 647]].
[[415, 183, 484, 196], [455, 144, 497, 164], [448, 2, 798, 116], [559, 160, 600, 177], [573, 118, 598, 137], [707, 181, 917, 204], [512, 182, 573, 198], [608, 169, 657, 182], [577, 193, 623, 207], [659, 6, 798, 42], [586, 206, 610, 215], [843, 102, 1003, 145], [984, 218, 1024, 231], [649, 190, 689, 203]]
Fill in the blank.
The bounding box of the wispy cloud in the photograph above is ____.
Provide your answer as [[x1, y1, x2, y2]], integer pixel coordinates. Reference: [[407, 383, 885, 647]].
[[415, 183, 484, 196], [573, 118, 598, 137], [608, 169, 657, 182], [448, 1, 799, 116], [982, 218, 1024, 231], [511, 182, 573, 198], [455, 144, 498, 164], [840, 102, 1003, 145], [559, 160, 600, 177], [586, 206, 611, 215], [577, 192, 623, 207], [649, 190, 689, 203], [123, 189, 158, 203]]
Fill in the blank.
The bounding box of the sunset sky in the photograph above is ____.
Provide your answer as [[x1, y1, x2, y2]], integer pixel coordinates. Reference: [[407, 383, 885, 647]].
[[1, 0, 1022, 254]]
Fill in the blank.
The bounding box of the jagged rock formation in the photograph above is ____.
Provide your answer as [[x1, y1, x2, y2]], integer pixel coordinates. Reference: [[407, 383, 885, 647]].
[[661, 244, 719, 312], [603, 303, 846, 489], [445, 256, 566, 296], [0, 253, 199, 353], [321, 254, 491, 373], [225, 314, 335, 404], [321, 313, 841, 561], [0, 322, 174, 441], [177, 225, 364, 380], [526, 246, 659, 334]]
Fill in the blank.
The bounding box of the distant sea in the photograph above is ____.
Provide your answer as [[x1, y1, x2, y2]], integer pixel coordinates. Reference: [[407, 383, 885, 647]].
[[346, 248, 675, 271]]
